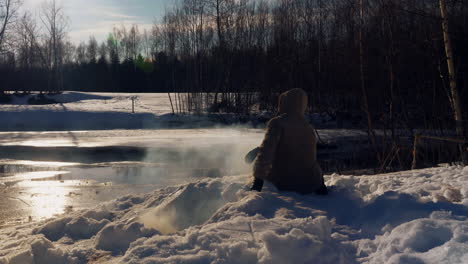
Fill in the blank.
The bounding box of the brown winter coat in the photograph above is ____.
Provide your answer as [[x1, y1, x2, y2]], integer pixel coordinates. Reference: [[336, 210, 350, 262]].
[[253, 88, 324, 194]]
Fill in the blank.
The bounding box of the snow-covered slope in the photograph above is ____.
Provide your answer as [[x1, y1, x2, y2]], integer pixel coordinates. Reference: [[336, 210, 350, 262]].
[[0, 166, 467, 264]]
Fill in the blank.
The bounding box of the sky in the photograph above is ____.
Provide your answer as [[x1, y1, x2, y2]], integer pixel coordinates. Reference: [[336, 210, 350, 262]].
[[21, 0, 175, 44]]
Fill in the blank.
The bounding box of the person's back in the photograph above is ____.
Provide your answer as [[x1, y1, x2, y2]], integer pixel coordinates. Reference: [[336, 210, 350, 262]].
[[253, 88, 325, 194]]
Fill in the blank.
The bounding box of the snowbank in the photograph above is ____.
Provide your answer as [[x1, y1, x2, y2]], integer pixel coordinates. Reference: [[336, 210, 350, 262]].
[[0, 92, 337, 131], [0, 92, 260, 131], [0, 166, 467, 263]]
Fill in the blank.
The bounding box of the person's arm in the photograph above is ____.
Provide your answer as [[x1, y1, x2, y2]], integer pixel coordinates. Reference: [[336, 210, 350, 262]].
[[244, 147, 260, 164], [253, 119, 282, 180]]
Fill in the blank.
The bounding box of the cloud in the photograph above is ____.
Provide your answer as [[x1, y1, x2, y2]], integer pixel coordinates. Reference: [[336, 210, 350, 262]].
[[89, 9, 137, 20], [20, 0, 164, 43], [68, 21, 153, 44]]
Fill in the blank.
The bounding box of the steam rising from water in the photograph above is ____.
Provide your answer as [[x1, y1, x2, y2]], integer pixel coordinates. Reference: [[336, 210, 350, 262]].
[[142, 128, 262, 182], [139, 128, 262, 234], [0, 128, 263, 227]]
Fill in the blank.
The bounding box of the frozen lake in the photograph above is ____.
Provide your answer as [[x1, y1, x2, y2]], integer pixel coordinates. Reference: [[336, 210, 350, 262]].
[[0, 129, 265, 227], [0, 128, 372, 227]]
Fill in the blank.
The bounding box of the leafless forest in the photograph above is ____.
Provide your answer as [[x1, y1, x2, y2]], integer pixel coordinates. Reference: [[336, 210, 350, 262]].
[[1, 0, 467, 167]]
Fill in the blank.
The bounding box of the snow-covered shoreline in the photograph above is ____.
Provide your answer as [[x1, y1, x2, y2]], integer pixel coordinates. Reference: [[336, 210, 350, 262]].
[[0, 92, 336, 131], [1, 166, 467, 264], [0, 92, 260, 131]]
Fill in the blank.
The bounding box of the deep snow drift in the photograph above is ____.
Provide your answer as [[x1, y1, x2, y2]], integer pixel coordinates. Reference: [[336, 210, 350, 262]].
[[0, 166, 467, 264]]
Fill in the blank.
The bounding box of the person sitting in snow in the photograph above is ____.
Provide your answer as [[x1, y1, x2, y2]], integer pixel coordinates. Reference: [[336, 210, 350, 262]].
[[248, 88, 327, 195]]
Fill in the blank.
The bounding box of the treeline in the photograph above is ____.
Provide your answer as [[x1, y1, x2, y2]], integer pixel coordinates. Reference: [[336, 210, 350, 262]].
[[1, 0, 467, 128]]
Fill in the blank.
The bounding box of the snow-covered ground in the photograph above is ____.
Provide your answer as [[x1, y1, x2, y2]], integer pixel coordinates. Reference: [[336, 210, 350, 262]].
[[0, 92, 337, 130], [1, 92, 467, 263], [0, 166, 467, 264], [0, 127, 374, 231], [0, 92, 267, 131], [2, 92, 173, 115], [1, 92, 175, 131]]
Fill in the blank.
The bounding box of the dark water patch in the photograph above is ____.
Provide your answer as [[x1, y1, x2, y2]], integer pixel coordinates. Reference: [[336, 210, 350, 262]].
[[0, 144, 249, 176], [0, 146, 147, 163], [27, 94, 59, 105], [0, 164, 62, 176]]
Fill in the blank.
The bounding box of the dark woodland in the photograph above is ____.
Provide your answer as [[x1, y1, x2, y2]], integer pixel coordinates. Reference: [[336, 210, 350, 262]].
[[0, 0, 467, 132]]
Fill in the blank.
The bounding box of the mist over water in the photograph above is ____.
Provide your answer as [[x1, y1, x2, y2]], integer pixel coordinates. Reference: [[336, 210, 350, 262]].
[[137, 128, 262, 234], [143, 140, 258, 181], [0, 128, 264, 226], [0, 128, 263, 186], [79, 127, 262, 185], [0, 128, 264, 182]]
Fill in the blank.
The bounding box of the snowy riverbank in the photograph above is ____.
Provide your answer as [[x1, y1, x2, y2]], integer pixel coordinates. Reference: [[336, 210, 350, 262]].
[[0, 92, 336, 131], [1, 166, 467, 264]]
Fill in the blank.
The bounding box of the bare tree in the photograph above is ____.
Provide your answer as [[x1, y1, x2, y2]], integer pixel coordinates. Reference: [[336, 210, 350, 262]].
[[75, 42, 86, 64], [439, 0, 466, 162], [205, 0, 235, 49], [112, 25, 142, 61], [15, 12, 40, 69], [106, 33, 119, 64], [86, 35, 98, 63], [40, 0, 67, 92], [128, 25, 141, 60], [141, 28, 151, 59], [0, 0, 20, 50], [149, 22, 164, 60], [98, 42, 107, 62], [62, 40, 75, 65]]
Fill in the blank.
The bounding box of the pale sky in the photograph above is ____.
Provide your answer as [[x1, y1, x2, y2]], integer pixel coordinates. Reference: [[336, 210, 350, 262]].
[[22, 0, 175, 44]]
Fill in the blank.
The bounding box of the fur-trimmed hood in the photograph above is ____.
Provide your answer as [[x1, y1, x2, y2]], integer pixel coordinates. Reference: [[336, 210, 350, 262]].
[[278, 88, 308, 115]]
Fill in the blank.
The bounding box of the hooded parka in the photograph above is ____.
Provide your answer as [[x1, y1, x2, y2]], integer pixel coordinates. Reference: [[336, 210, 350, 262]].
[[253, 88, 324, 194]]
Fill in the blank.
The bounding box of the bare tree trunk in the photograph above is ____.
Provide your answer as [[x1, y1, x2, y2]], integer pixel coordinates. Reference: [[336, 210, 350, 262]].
[[168, 93, 175, 114], [359, 0, 380, 167], [317, 0, 323, 92], [215, 0, 224, 49], [439, 0, 467, 163], [40, 0, 66, 92], [1, 0, 21, 55], [0, 0, 11, 48]]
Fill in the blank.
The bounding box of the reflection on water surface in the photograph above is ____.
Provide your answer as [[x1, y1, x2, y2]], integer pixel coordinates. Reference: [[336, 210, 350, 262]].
[[0, 128, 262, 227], [0, 160, 231, 227]]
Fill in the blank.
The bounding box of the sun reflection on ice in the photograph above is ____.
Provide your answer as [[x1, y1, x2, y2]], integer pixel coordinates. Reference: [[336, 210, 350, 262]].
[[17, 180, 78, 220], [1, 160, 79, 167], [1, 171, 69, 182]]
